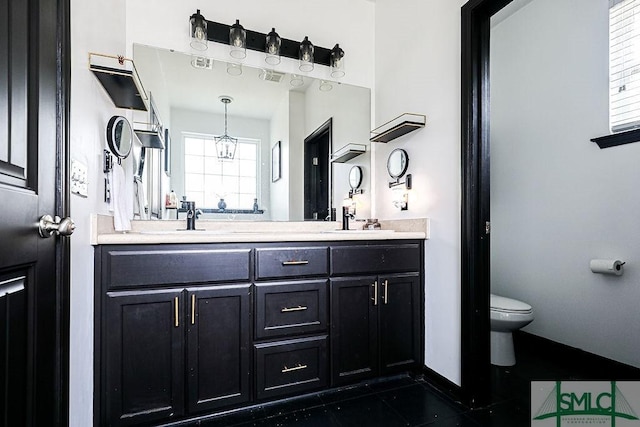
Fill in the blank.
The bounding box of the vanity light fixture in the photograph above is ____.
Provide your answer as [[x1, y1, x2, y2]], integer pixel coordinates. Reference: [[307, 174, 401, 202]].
[[188, 11, 344, 75], [265, 28, 281, 65], [189, 9, 208, 51], [330, 44, 345, 78], [215, 96, 238, 160], [299, 36, 315, 72], [229, 19, 247, 59], [227, 62, 242, 76]]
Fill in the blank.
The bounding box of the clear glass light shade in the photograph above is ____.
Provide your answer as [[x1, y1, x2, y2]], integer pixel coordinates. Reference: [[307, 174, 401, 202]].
[[319, 80, 333, 91], [299, 36, 314, 72], [229, 20, 247, 59], [227, 62, 243, 76], [290, 74, 304, 87], [189, 9, 208, 51], [330, 44, 345, 78], [265, 28, 281, 65]]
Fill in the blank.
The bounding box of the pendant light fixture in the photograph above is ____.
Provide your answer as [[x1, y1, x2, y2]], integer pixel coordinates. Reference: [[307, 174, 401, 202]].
[[299, 36, 314, 72], [265, 28, 281, 65], [189, 9, 208, 51], [330, 44, 345, 78], [229, 20, 247, 59], [215, 96, 238, 160]]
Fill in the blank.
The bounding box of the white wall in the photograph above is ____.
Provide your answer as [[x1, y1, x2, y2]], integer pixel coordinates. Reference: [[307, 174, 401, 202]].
[[375, 0, 466, 385], [69, 0, 128, 424], [490, 0, 640, 368], [269, 92, 291, 221]]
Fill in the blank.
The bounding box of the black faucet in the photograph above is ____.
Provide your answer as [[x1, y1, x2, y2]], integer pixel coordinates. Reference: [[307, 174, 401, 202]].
[[342, 206, 350, 230], [185, 201, 196, 230]]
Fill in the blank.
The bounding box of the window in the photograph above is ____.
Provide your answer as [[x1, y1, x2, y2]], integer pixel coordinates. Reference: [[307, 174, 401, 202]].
[[610, 0, 640, 132], [184, 135, 258, 209]]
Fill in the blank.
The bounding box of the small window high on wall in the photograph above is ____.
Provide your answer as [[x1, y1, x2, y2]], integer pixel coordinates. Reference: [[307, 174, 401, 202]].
[[184, 135, 258, 209], [610, 0, 640, 132]]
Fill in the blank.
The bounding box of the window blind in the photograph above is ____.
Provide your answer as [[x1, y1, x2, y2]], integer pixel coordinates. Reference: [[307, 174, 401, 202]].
[[610, 0, 640, 132]]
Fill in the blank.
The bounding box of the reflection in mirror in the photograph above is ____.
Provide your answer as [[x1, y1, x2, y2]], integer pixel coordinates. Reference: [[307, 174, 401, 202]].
[[349, 166, 362, 190], [387, 148, 408, 179], [133, 44, 371, 221]]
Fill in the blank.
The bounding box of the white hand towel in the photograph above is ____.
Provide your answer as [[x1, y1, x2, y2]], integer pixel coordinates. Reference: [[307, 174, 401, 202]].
[[110, 163, 131, 232]]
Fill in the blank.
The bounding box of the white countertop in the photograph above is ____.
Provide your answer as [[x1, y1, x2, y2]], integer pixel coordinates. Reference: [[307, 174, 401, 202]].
[[91, 215, 429, 245]]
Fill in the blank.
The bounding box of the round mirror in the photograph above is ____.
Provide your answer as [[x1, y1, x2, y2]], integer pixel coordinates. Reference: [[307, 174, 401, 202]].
[[106, 116, 133, 159], [386, 148, 409, 179], [349, 166, 363, 190]]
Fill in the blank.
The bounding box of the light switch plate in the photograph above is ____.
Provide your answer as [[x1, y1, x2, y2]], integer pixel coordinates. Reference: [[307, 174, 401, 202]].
[[71, 159, 88, 198]]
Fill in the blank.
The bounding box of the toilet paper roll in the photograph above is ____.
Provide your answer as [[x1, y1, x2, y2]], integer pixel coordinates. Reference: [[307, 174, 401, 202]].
[[589, 259, 625, 276]]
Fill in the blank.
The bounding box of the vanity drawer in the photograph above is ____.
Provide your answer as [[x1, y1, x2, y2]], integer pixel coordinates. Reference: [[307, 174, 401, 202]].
[[254, 335, 328, 400], [255, 280, 328, 339], [103, 247, 251, 289], [255, 247, 329, 280], [330, 243, 421, 275]]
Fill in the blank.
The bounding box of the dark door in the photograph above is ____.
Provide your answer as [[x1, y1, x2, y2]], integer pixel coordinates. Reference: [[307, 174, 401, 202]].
[[186, 284, 251, 414], [330, 276, 378, 386], [104, 289, 185, 426], [0, 0, 68, 425], [304, 118, 332, 220], [379, 273, 421, 374]]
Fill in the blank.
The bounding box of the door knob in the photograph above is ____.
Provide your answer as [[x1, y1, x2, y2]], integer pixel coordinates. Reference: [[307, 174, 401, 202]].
[[38, 215, 75, 238]]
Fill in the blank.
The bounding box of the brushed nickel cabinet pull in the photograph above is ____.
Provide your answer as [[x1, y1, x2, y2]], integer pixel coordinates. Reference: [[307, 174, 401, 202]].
[[371, 281, 378, 306], [282, 260, 309, 266], [174, 296, 179, 327], [383, 280, 389, 304], [282, 363, 308, 373], [191, 294, 196, 325], [281, 305, 308, 313]]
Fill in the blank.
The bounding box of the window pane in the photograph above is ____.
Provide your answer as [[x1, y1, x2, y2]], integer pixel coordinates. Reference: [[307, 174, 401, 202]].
[[184, 138, 203, 155], [239, 176, 256, 194], [204, 140, 218, 157], [185, 155, 204, 173], [205, 156, 222, 175], [238, 193, 255, 209], [237, 142, 257, 160], [239, 159, 256, 177], [185, 173, 204, 192]]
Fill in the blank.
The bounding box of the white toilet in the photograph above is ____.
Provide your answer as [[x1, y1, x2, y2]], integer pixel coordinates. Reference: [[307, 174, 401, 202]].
[[490, 294, 534, 366]]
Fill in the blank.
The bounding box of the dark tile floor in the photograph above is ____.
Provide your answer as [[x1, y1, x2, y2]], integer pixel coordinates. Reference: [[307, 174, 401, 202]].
[[181, 343, 607, 427]]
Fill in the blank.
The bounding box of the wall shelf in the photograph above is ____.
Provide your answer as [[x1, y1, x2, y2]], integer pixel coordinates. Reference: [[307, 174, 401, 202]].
[[370, 113, 426, 143], [331, 143, 366, 163], [89, 53, 148, 111]]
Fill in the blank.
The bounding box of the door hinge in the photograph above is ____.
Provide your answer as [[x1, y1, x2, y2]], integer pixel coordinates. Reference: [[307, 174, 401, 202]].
[[485, 221, 491, 235], [313, 157, 318, 166]]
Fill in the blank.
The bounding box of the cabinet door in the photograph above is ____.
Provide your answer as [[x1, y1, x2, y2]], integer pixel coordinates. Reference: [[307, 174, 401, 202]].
[[186, 284, 251, 414], [379, 273, 421, 374], [330, 276, 378, 386], [104, 289, 185, 426]]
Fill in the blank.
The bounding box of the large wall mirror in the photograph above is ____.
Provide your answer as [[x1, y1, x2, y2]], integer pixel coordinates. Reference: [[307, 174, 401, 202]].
[[133, 44, 371, 221]]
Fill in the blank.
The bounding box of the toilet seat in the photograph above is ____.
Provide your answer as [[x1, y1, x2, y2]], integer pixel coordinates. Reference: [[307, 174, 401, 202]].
[[490, 294, 532, 314]]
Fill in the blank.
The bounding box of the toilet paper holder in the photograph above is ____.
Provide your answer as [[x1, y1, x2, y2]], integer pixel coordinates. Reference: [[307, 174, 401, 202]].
[[590, 259, 626, 276]]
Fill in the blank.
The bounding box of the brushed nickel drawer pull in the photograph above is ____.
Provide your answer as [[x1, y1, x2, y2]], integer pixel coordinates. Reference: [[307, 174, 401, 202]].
[[371, 281, 378, 306], [191, 294, 196, 325], [281, 305, 308, 313], [383, 280, 389, 305], [282, 363, 308, 373], [282, 260, 309, 266], [174, 296, 179, 327]]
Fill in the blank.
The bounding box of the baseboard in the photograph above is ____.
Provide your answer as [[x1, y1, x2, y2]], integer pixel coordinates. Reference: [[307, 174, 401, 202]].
[[515, 331, 640, 379], [420, 366, 467, 408]]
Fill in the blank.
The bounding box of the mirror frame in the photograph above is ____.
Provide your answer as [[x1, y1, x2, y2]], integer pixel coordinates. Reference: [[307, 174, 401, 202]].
[[386, 148, 409, 179], [106, 115, 133, 159], [349, 166, 363, 190]]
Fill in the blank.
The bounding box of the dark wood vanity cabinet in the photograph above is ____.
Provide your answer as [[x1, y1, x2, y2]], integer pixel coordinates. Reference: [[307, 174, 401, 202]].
[[95, 240, 423, 426]]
